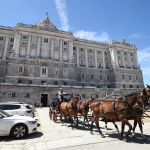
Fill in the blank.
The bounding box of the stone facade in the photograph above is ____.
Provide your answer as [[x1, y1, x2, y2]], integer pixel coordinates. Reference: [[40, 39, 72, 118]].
[[0, 16, 144, 105], [0, 83, 142, 106]]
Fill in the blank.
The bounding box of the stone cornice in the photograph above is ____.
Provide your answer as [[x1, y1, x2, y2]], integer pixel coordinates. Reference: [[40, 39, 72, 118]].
[[109, 41, 137, 51], [74, 38, 108, 49], [14, 23, 74, 40]]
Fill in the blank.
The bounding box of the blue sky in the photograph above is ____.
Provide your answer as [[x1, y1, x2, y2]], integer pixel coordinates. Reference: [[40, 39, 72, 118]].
[[0, 0, 150, 85]]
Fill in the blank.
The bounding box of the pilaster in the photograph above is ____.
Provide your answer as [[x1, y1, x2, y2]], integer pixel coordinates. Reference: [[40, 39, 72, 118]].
[[85, 48, 88, 67], [27, 35, 31, 57], [95, 49, 98, 68], [37, 37, 41, 57], [69, 41, 73, 63], [76, 47, 79, 66], [102, 51, 105, 69], [59, 39, 63, 61], [13, 33, 21, 57], [3, 36, 9, 59], [50, 38, 54, 60]]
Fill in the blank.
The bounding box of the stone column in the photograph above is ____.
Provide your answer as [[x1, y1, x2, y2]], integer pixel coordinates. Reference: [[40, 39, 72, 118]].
[[95, 49, 98, 68], [85, 48, 88, 67], [50, 38, 54, 60], [27, 35, 31, 57], [134, 52, 138, 66], [76, 47, 79, 66], [59, 39, 63, 61], [113, 49, 118, 67], [13, 33, 21, 57], [121, 51, 125, 67], [69, 41, 73, 63], [37, 37, 41, 58], [128, 51, 131, 67], [3, 36, 9, 59], [102, 51, 105, 69]]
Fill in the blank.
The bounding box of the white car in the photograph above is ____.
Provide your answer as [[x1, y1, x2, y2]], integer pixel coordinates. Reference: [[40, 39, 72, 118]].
[[0, 103, 34, 117], [0, 109, 38, 138]]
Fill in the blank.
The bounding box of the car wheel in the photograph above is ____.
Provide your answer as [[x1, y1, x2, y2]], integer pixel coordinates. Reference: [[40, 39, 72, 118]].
[[10, 124, 28, 139]]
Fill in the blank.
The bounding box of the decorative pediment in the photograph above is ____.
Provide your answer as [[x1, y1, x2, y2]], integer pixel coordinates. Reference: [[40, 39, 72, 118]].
[[36, 16, 58, 31]]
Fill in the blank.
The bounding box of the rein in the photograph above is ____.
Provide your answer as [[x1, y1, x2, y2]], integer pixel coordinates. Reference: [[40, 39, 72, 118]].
[[143, 112, 150, 118]]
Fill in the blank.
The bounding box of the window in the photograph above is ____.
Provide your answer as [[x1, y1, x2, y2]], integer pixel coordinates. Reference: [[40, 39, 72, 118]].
[[44, 38, 48, 43], [136, 85, 139, 88], [89, 49, 92, 53], [136, 76, 138, 80], [12, 93, 16, 98], [0, 37, 3, 41], [82, 73, 84, 79], [63, 82, 67, 85], [73, 47, 76, 50], [98, 51, 101, 54], [18, 80, 22, 84], [64, 41, 68, 45], [91, 74, 94, 80], [122, 74, 125, 80], [63, 48, 67, 51], [54, 81, 58, 85], [41, 80, 47, 84], [100, 75, 102, 80], [0, 105, 20, 110], [80, 48, 83, 51], [129, 85, 133, 88], [107, 75, 110, 81], [123, 85, 125, 88], [42, 67, 47, 75], [10, 38, 14, 42], [117, 51, 120, 54], [26, 93, 30, 98], [129, 75, 131, 80], [18, 66, 23, 72], [56, 71, 58, 75], [22, 35, 27, 40], [28, 80, 32, 84], [96, 94, 98, 98]]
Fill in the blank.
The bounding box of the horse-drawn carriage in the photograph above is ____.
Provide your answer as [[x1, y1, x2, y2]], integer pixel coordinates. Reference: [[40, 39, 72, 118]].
[[49, 93, 73, 122], [49, 85, 150, 141]]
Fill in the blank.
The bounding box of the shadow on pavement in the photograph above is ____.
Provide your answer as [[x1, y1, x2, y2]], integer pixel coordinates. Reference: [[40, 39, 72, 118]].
[[108, 132, 150, 144], [0, 131, 43, 142]]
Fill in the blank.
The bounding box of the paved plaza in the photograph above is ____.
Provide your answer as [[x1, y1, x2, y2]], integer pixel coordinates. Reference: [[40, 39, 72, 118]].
[[0, 108, 150, 150]]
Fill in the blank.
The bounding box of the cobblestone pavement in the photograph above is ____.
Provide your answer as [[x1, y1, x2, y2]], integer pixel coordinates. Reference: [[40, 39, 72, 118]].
[[0, 108, 150, 150]]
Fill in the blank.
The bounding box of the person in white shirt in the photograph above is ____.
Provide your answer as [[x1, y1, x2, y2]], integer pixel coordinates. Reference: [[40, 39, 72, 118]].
[[57, 88, 66, 102]]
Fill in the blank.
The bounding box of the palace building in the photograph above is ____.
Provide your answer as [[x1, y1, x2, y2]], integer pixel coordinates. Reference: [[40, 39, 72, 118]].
[[0, 16, 144, 106]]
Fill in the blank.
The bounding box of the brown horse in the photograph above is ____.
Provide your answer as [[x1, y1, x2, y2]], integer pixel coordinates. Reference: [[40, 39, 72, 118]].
[[104, 86, 150, 139], [77, 98, 94, 126], [131, 85, 150, 138], [90, 90, 145, 139], [59, 96, 80, 127]]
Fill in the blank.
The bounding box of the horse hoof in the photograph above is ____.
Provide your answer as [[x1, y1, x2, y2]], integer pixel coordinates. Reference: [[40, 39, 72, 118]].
[[90, 132, 93, 135], [101, 134, 105, 138], [123, 138, 128, 142]]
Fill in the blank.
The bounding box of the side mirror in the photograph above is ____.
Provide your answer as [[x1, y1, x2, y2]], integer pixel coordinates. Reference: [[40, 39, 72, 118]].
[[0, 115, 4, 119]]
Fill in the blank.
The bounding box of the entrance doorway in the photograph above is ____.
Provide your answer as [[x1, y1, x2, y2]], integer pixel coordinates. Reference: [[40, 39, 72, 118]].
[[41, 94, 48, 107]]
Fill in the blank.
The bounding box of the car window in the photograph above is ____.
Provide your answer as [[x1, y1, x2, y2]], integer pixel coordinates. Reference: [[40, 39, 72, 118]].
[[0, 105, 6, 110], [25, 105, 32, 109], [4, 105, 21, 110]]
